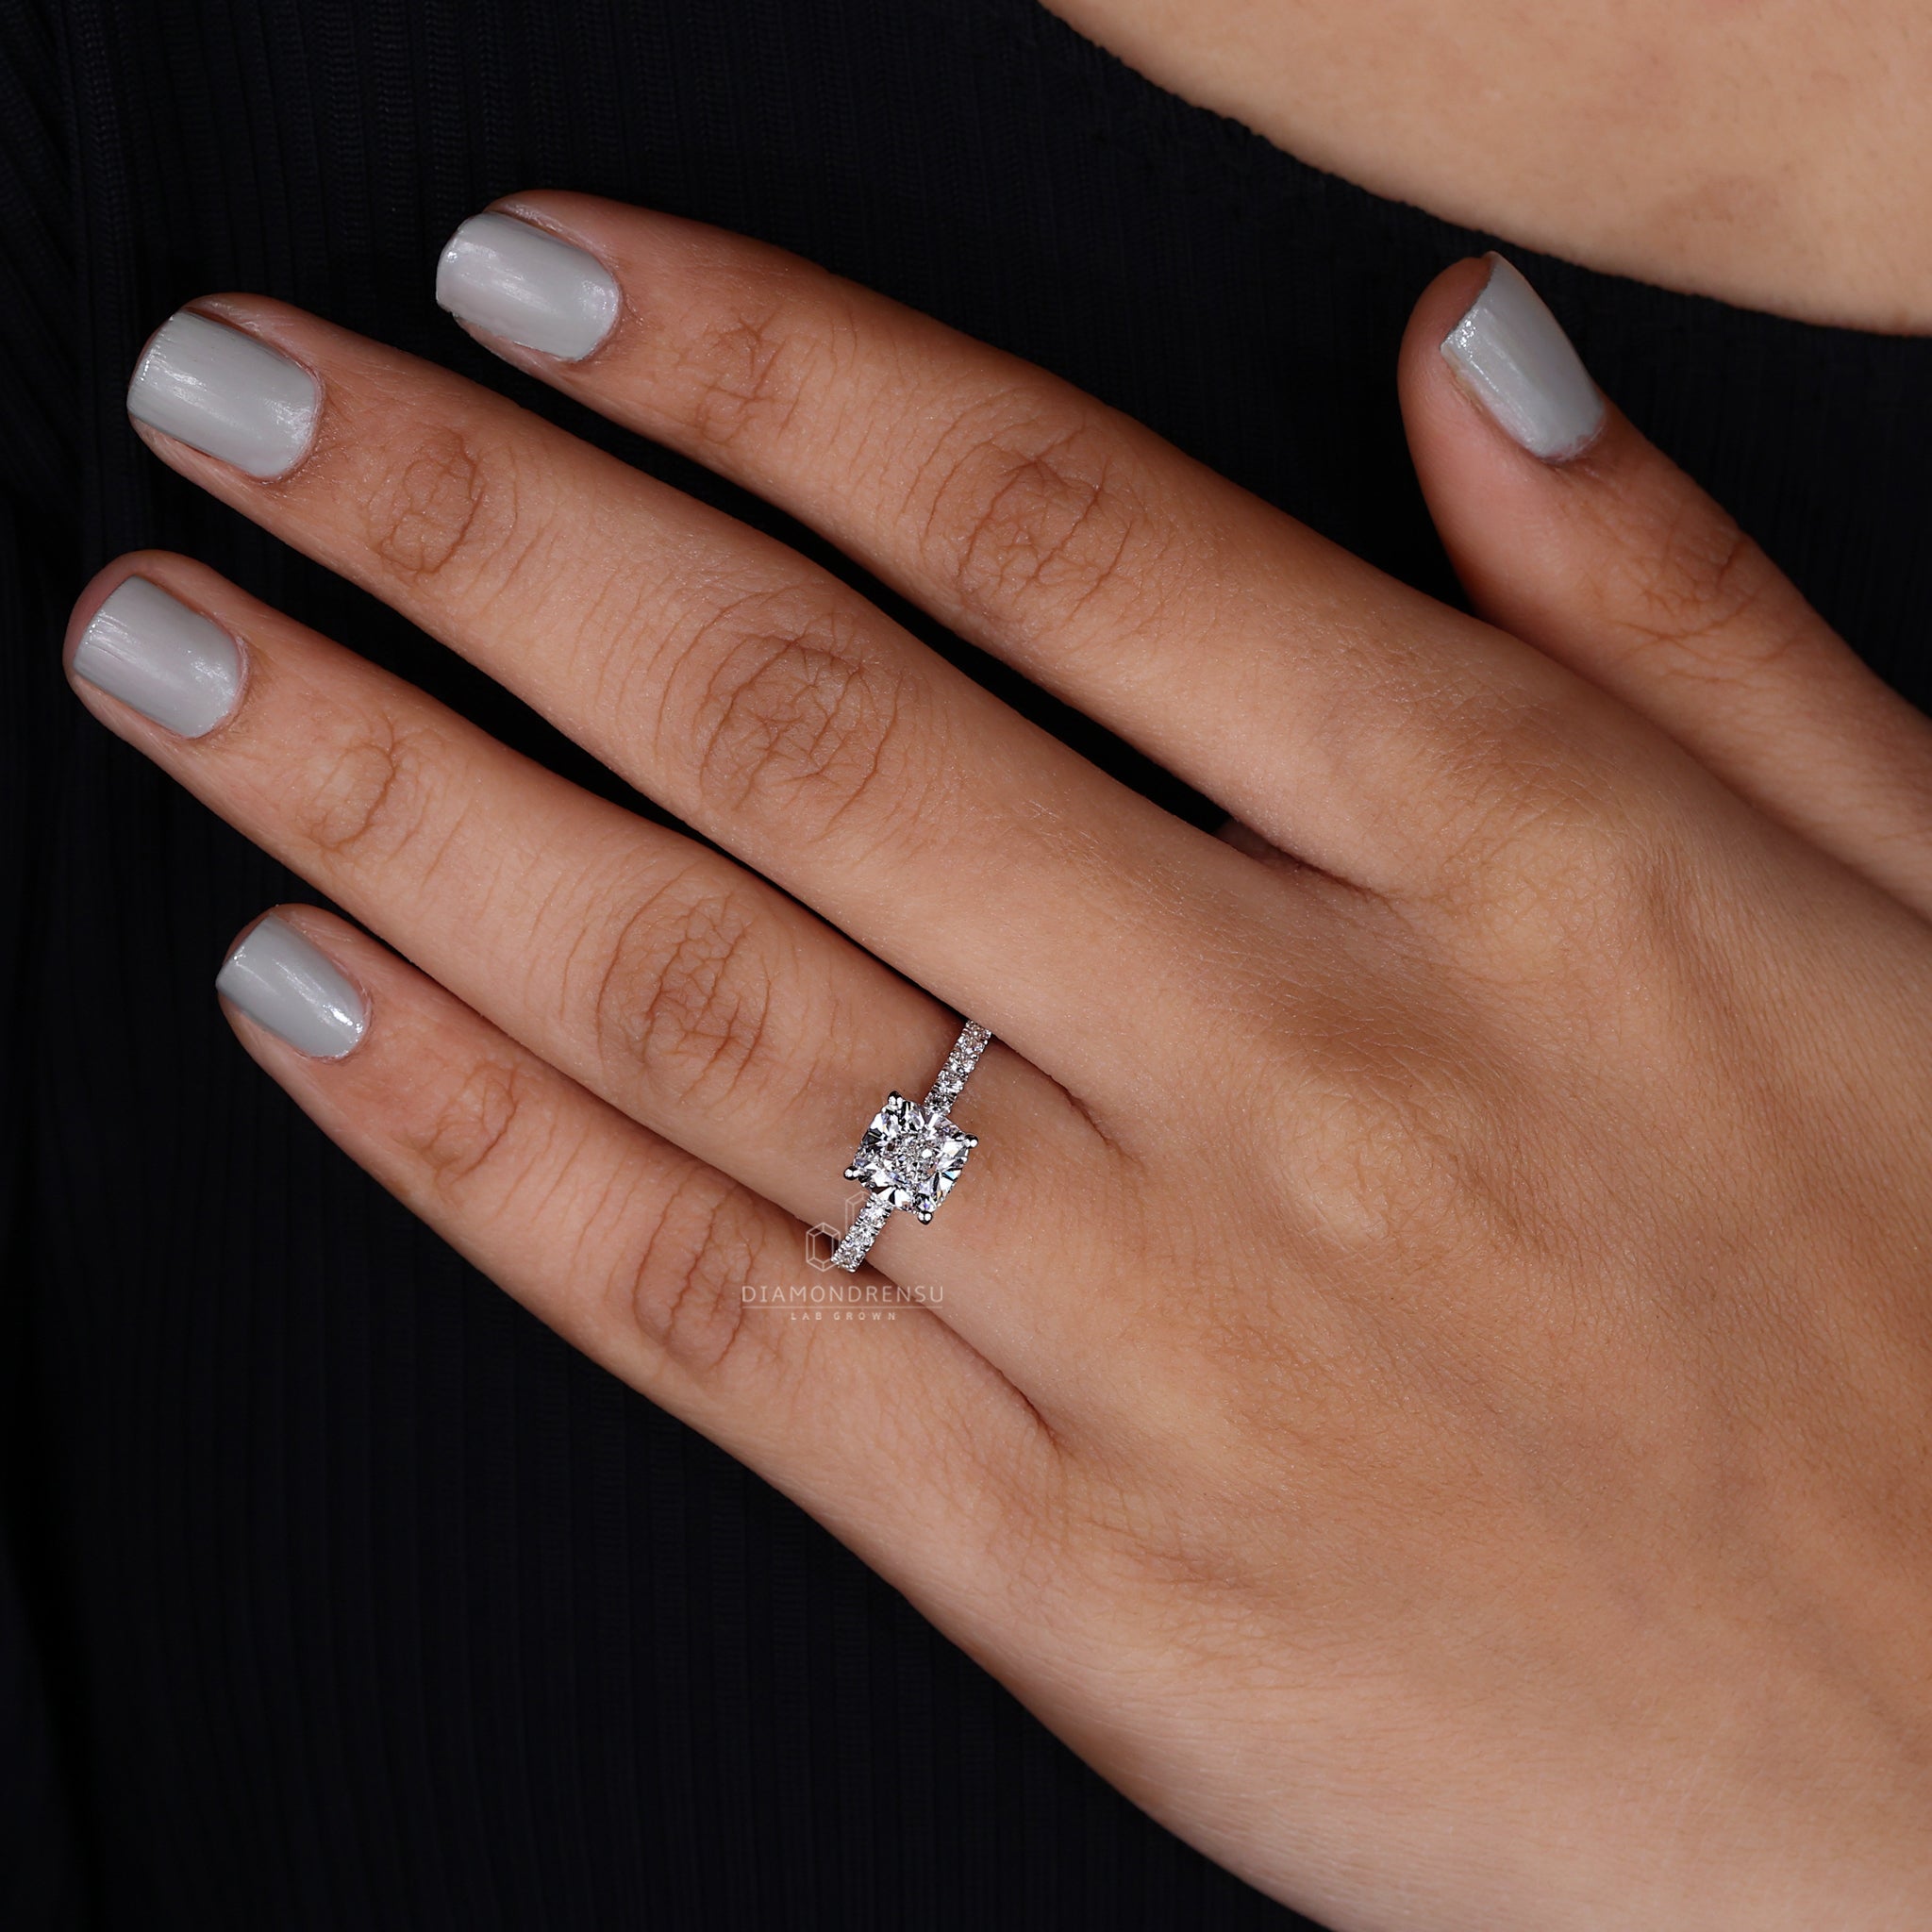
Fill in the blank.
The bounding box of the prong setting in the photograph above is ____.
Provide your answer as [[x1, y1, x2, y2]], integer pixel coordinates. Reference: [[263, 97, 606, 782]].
[[830, 1023, 991, 1271]]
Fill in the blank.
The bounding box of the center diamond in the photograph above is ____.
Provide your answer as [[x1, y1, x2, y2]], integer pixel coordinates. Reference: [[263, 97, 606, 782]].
[[843, 1091, 977, 1224]]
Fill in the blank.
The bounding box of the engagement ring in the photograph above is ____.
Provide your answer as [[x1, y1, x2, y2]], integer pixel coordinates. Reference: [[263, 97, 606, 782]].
[[830, 1020, 991, 1272]]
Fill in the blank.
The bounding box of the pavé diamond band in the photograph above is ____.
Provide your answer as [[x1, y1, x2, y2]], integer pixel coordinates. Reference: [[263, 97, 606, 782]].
[[830, 1020, 991, 1273]]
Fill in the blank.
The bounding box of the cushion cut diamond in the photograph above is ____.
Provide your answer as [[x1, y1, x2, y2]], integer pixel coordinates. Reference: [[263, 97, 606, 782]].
[[843, 1091, 978, 1224]]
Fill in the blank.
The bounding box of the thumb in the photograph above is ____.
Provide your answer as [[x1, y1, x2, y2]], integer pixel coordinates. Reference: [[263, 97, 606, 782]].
[[1401, 253, 1932, 919]]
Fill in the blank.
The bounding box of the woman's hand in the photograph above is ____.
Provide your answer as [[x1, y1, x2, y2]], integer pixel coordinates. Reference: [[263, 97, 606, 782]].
[[70, 195, 1932, 1930], [1041, 0, 1932, 330]]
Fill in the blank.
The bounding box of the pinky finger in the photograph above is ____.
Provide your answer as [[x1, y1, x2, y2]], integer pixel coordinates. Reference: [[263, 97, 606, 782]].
[[215, 904, 1050, 1600]]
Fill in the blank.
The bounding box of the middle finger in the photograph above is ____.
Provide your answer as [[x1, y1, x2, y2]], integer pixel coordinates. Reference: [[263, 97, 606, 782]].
[[124, 297, 1288, 1111]]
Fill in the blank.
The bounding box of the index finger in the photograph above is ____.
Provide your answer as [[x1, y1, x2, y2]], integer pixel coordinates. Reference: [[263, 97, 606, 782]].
[[436, 192, 1599, 891]]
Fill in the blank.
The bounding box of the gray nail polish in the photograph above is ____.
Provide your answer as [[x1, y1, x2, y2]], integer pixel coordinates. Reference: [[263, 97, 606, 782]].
[[436, 212, 621, 361], [126, 309, 321, 477], [73, 577, 242, 738], [1440, 255, 1605, 463], [216, 915, 368, 1058]]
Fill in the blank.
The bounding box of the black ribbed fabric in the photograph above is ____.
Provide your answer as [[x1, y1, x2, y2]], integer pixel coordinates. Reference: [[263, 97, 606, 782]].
[[2, 3, 1929, 1925]]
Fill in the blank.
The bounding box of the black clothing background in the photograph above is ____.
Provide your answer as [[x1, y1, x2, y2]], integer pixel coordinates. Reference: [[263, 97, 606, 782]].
[[3, 0, 1929, 1924]]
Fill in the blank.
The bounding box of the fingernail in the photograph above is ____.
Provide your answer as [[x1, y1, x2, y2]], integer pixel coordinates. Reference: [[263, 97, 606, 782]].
[[73, 577, 242, 738], [216, 915, 368, 1059], [436, 212, 620, 361], [1440, 255, 1605, 463], [127, 309, 321, 478]]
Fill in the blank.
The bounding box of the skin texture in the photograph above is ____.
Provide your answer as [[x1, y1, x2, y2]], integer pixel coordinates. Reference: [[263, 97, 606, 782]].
[[70, 196, 1932, 1928], [1041, 0, 1932, 331]]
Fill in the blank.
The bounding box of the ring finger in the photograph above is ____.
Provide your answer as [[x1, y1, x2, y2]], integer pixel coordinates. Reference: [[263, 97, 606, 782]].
[[64, 555, 1116, 1355]]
